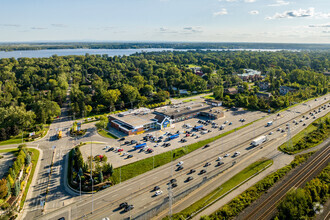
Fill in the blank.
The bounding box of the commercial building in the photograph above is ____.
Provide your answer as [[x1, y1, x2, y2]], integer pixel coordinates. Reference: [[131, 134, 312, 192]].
[[205, 99, 223, 107], [199, 107, 224, 119]]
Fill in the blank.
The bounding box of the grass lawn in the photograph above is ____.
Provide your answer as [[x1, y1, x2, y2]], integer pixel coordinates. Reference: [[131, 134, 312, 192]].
[[0, 124, 50, 146], [187, 64, 201, 68], [97, 129, 118, 139], [20, 148, 40, 209], [278, 112, 330, 154], [0, 148, 19, 154], [182, 99, 196, 103], [174, 159, 273, 218], [111, 121, 254, 184], [202, 95, 215, 100]]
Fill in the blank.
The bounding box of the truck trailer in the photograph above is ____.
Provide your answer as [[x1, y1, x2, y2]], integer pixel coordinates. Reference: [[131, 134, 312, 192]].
[[134, 143, 147, 150], [167, 134, 179, 141], [251, 135, 267, 146], [193, 125, 203, 131]]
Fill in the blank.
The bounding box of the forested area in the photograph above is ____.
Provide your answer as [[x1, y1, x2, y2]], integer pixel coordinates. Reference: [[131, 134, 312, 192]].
[[0, 50, 329, 141]]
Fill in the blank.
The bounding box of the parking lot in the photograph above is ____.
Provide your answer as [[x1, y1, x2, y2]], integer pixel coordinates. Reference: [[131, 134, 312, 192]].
[[80, 108, 268, 168]]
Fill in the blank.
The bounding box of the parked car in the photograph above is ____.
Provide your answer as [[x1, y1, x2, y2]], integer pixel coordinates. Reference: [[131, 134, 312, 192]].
[[153, 186, 160, 191], [269, 132, 273, 135], [171, 183, 178, 188], [186, 176, 193, 182], [131, 140, 137, 144], [170, 178, 177, 183], [229, 122, 232, 125], [217, 157, 223, 161], [127, 154, 133, 159], [155, 190, 163, 196], [177, 161, 184, 166], [119, 137, 125, 141], [224, 153, 230, 157], [204, 162, 211, 167], [204, 144, 210, 149], [124, 205, 134, 212], [103, 146, 109, 150], [119, 202, 128, 209], [107, 147, 114, 152], [200, 169, 207, 174], [217, 161, 224, 166], [181, 139, 187, 143], [189, 169, 196, 174], [124, 141, 130, 145], [176, 165, 184, 171], [233, 151, 240, 157], [118, 148, 124, 152]]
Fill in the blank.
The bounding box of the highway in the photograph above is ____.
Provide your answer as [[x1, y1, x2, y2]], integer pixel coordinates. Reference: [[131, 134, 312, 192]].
[[34, 95, 329, 220]]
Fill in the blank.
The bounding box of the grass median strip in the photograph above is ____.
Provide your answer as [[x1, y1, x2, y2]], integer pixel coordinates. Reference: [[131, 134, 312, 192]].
[[168, 159, 273, 219], [97, 129, 118, 139], [110, 121, 254, 184], [278, 112, 330, 154]]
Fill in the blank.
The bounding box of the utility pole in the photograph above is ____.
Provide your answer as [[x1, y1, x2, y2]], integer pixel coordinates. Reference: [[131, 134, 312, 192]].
[[90, 138, 93, 214], [168, 186, 173, 219], [286, 124, 293, 151]]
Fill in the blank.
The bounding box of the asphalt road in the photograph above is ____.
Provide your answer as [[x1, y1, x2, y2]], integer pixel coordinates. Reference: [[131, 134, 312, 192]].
[[33, 95, 329, 220]]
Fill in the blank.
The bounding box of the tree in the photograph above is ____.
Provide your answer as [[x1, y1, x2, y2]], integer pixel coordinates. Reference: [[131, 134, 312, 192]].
[[25, 153, 31, 165], [121, 84, 139, 108], [7, 175, 14, 188], [14, 180, 20, 196], [154, 90, 170, 102], [213, 85, 224, 100], [86, 105, 93, 115], [99, 171, 104, 183], [6, 180, 11, 197], [104, 89, 121, 112], [0, 128, 6, 141], [0, 179, 8, 199]]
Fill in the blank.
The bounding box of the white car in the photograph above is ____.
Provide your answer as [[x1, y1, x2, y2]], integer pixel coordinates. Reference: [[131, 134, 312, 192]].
[[155, 190, 163, 196], [277, 128, 281, 131], [177, 161, 184, 166], [103, 146, 109, 150], [102, 217, 110, 220], [269, 132, 273, 135], [224, 153, 230, 157], [123, 152, 128, 156], [217, 157, 223, 161], [234, 151, 240, 157], [224, 120, 228, 124]]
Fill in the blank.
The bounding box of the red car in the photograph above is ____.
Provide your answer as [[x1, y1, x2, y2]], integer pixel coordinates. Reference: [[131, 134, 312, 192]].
[[186, 133, 190, 137], [118, 148, 123, 152]]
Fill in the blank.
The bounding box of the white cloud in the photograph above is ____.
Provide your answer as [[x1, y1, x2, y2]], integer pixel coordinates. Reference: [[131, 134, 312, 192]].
[[244, 0, 256, 3], [309, 23, 330, 28], [51, 24, 67, 28], [268, 0, 290, 7], [31, 27, 47, 30], [213, 8, 228, 16], [218, 0, 237, 2], [249, 10, 259, 15], [266, 8, 315, 19]]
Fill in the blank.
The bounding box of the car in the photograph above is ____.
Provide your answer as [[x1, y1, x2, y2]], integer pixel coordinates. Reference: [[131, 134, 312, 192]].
[[118, 148, 123, 152], [186, 133, 190, 137], [229, 122, 232, 125], [241, 119, 246, 122], [204, 162, 211, 167], [124, 205, 134, 212], [217, 156, 223, 161], [277, 113, 280, 116], [147, 149, 154, 153], [233, 151, 240, 157], [189, 169, 196, 174], [119, 137, 125, 141], [124, 141, 130, 145], [303, 123, 306, 126], [300, 119, 304, 122], [181, 139, 187, 143], [186, 176, 194, 182], [224, 120, 228, 124], [217, 161, 224, 166], [269, 132, 273, 135], [171, 183, 178, 188], [224, 153, 230, 157], [170, 178, 177, 183], [281, 129, 285, 133], [101, 218, 110, 220], [123, 152, 128, 156], [315, 99, 317, 101], [176, 165, 184, 171], [153, 186, 160, 191], [131, 140, 137, 144], [177, 161, 184, 166], [277, 128, 281, 131], [192, 133, 196, 137], [204, 144, 210, 149], [293, 120, 296, 123], [127, 154, 133, 159], [154, 144, 159, 147], [107, 147, 114, 152], [196, 135, 200, 138], [313, 116, 316, 119], [200, 169, 207, 174], [208, 130, 212, 133], [119, 202, 128, 209], [155, 190, 163, 196]]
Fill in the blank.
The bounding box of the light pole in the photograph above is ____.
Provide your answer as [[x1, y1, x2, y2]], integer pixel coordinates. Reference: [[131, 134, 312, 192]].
[[78, 175, 82, 201], [90, 138, 93, 214]]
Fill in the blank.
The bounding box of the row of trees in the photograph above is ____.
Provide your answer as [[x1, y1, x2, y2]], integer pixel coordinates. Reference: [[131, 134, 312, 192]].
[[0, 146, 32, 209], [276, 164, 329, 219]]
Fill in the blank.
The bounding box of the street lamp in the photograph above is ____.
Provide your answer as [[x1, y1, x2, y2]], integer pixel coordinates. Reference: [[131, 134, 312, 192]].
[[78, 168, 83, 201]]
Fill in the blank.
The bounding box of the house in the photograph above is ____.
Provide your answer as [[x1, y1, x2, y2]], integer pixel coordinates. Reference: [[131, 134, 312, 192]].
[[259, 82, 270, 91], [237, 69, 262, 82], [279, 86, 296, 95], [190, 67, 204, 77], [256, 92, 272, 99], [224, 87, 238, 95]]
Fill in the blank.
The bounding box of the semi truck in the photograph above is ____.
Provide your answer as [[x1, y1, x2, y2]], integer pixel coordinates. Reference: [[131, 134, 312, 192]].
[[251, 135, 267, 147], [134, 143, 147, 150], [57, 130, 62, 139], [193, 125, 203, 131], [167, 134, 179, 141]]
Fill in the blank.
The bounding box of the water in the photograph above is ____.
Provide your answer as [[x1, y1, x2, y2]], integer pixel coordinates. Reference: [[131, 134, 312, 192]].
[[0, 48, 296, 59]]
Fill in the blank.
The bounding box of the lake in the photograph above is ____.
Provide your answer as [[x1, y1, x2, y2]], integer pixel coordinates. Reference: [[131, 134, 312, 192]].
[[0, 48, 294, 59]]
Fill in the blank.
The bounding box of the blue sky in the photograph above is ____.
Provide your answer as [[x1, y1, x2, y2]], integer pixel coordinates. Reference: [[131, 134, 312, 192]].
[[0, 0, 329, 43]]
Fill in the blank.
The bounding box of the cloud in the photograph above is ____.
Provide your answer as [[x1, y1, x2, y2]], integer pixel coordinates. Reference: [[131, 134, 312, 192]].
[[309, 23, 330, 28], [0, 24, 21, 27], [249, 10, 259, 15], [31, 27, 47, 30], [51, 24, 67, 28], [213, 8, 228, 16], [266, 8, 315, 19], [244, 0, 256, 2], [268, 0, 290, 7], [218, 0, 237, 2], [159, 27, 178, 34], [183, 26, 203, 33]]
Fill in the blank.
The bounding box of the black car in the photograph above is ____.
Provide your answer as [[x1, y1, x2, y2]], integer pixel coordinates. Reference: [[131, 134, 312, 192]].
[[200, 169, 207, 174], [217, 161, 224, 166], [127, 154, 133, 158], [176, 165, 183, 171], [124, 141, 130, 145], [153, 186, 160, 191], [189, 169, 196, 174], [171, 183, 178, 188], [124, 205, 134, 212], [107, 147, 114, 152], [186, 176, 193, 182], [119, 137, 125, 141], [204, 144, 210, 149], [119, 202, 128, 209], [204, 162, 211, 167], [181, 139, 187, 142], [170, 178, 177, 183]]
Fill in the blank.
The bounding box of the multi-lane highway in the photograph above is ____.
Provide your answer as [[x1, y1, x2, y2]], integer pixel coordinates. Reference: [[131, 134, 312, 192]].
[[33, 95, 329, 220]]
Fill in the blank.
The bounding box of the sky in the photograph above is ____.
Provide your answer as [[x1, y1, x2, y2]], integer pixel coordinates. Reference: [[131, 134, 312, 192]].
[[0, 0, 329, 43]]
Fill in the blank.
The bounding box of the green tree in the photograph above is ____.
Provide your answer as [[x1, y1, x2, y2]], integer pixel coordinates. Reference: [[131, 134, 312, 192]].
[[99, 171, 104, 183], [104, 89, 121, 112], [14, 180, 20, 196], [0, 179, 8, 199]]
